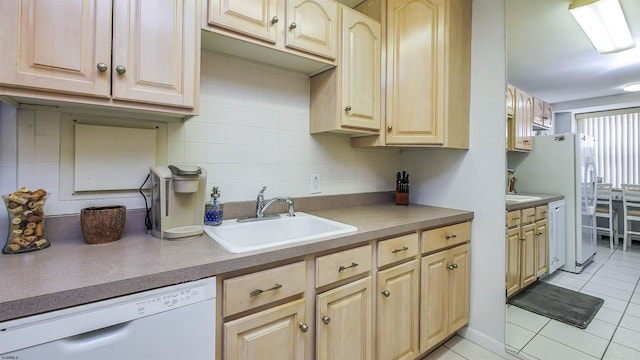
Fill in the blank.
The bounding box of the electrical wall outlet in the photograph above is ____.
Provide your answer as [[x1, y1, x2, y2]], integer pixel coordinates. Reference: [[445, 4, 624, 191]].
[[310, 174, 321, 194]]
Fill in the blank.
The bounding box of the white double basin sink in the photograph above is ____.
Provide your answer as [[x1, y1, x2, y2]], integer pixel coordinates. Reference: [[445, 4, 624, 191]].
[[204, 212, 357, 254]]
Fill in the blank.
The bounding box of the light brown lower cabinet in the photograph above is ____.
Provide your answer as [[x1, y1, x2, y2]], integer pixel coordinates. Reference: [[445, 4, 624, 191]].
[[316, 276, 372, 360], [377, 259, 420, 360], [219, 221, 472, 360], [223, 299, 307, 360], [420, 243, 470, 352], [505, 204, 549, 298]]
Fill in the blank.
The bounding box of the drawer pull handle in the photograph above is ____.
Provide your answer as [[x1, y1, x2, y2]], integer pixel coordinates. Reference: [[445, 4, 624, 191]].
[[338, 262, 358, 272], [445, 234, 457, 240], [322, 315, 331, 324], [512, 217, 520, 221], [447, 263, 458, 270], [299, 322, 309, 332], [381, 289, 390, 297], [249, 283, 282, 297], [392, 246, 409, 253]]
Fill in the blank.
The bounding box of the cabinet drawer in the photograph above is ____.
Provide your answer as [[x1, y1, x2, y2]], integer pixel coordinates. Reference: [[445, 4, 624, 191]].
[[521, 207, 536, 224], [421, 222, 471, 254], [535, 205, 548, 221], [316, 244, 372, 288], [223, 261, 306, 317], [506, 210, 521, 228], [378, 233, 419, 267]]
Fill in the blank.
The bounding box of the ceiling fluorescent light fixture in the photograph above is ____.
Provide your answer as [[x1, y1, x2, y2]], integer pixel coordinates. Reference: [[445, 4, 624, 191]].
[[569, 0, 636, 54], [624, 83, 640, 92]]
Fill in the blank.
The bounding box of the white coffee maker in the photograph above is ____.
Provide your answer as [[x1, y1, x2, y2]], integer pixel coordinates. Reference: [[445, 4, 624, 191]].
[[150, 165, 206, 239]]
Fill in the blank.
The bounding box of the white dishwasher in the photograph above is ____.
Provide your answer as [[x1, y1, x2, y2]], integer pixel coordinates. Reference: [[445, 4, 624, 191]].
[[0, 276, 216, 359]]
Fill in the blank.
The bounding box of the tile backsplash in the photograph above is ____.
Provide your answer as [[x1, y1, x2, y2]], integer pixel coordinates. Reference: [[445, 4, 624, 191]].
[[2, 50, 399, 216]]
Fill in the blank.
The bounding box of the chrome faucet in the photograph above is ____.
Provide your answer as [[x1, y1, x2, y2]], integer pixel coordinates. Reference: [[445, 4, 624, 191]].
[[256, 186, 267, 217], [238, 186, 295, 222]]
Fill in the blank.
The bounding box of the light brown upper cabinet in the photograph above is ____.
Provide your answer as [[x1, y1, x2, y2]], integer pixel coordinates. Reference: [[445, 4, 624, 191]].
[[506, 84, 516, 118], [352, 0, 472, 148], [533, 97, 553, 130], [310, 6, 381, 134], [0, 0, 200, 118], [508, 87, 533, 151], [203, 0, 338, 74]]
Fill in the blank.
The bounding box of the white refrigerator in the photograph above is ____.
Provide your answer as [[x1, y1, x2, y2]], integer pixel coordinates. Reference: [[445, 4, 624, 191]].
[[514, 133, 597, 273]]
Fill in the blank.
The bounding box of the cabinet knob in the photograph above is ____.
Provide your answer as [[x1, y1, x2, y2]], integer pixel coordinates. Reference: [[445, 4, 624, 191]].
[[299, 322, 309, 332], [271, 16, 279, 24], [321, 315, 331, 324], [381, 289, 390, 297], [387, 124, 392, 131], [536, 231, 543, 236], [115, 65, 127, 75], [447, 263, 458, 270], [519, 237, 526, 241], [344, 105, 352, 112], [289, 22, 297, 30], [96, 63, 108, 72]]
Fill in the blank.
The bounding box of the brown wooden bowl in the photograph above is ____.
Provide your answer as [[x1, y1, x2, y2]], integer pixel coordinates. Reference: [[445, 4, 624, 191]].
[[80, 205, 126, 244]]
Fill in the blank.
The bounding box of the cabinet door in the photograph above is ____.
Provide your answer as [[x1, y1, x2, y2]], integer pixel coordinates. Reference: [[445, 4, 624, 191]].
[[340, 8, 381, 131], [536, 220, 548, 277], [506, 227, 521, 298], [447, 243, 470, 332], [112, 0, 198, 108], [207, 0, 279, 43], [285, 0, 338, 59], [378, 259, 420, 360], [533, 97, 545, 127], [223, 299, 307, 360], [0, 0, 111, 96], [506, 84, 516, 118], [316, 277, 372, 360], [543, 102, 553, 128], [520, 223, 537, 288], [385, 0, 445, 145], [514, 88, 533, 150], [420, 250, 448, 352]]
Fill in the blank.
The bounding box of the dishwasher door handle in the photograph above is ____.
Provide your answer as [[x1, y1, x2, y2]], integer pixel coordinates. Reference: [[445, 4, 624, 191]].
[[61, 322, 132, 350]]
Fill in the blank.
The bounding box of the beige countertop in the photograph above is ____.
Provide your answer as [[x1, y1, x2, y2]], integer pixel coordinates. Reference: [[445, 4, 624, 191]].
[[505, 193, 564, 211], [0, 203, 473, 322]]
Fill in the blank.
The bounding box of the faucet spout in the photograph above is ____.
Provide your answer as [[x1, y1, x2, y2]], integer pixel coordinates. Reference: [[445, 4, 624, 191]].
[[257, 196, 296, 218]]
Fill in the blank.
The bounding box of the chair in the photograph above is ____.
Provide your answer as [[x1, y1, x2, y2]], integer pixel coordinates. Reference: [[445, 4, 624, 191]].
[[595, 183, 618, 250], [621, 184, 640, 251]]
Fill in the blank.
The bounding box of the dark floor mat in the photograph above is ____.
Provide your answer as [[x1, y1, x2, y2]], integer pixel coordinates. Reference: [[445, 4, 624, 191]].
[[508, 281, 604, 329]]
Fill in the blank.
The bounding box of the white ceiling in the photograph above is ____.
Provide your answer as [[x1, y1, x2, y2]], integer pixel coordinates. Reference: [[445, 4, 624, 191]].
[[507, 0, 640, 105]]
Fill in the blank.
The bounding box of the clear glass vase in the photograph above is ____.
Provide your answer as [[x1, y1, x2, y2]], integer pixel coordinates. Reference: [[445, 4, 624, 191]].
[[3, 189, 49, 254]]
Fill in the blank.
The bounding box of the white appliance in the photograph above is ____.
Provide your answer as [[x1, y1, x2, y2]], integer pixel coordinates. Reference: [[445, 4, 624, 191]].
[[0, 277, 216, 359], [514, 133, 597, 273], [150, 165, 207, 239], [548, 199, 566, 274]]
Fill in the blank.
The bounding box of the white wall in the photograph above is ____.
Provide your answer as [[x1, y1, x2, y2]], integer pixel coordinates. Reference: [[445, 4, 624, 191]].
[[403, 0, 508, 354], [0, 102, 18, 241]]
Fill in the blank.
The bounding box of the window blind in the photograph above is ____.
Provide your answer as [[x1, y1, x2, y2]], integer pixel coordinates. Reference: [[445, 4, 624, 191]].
[[576, 108, 640, 188]]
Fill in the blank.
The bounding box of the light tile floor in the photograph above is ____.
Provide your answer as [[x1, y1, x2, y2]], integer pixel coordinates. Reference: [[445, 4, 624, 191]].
[[506, 238, 640, 359]]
